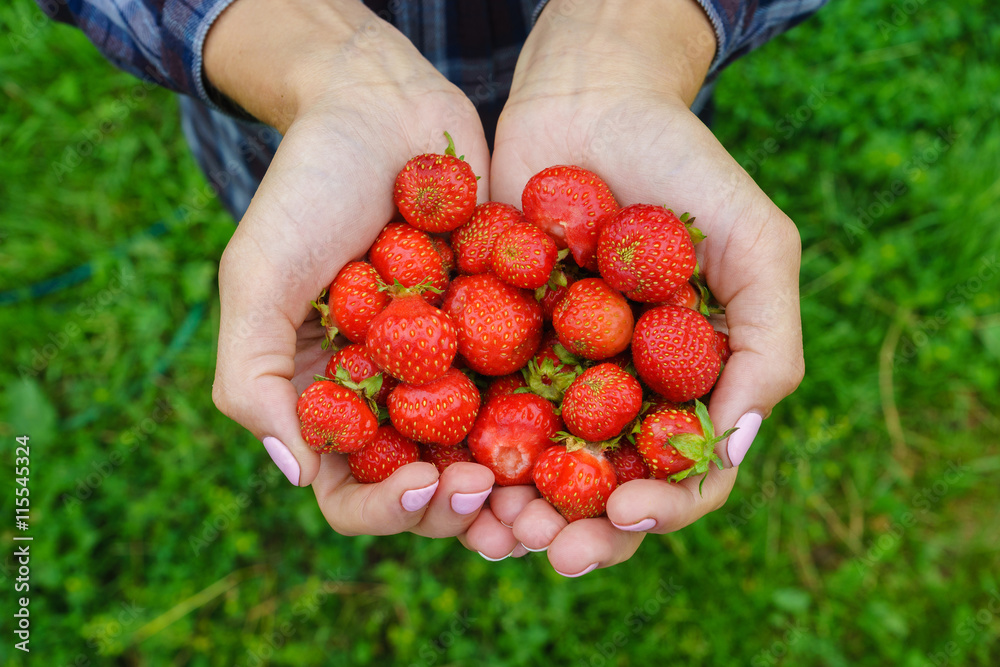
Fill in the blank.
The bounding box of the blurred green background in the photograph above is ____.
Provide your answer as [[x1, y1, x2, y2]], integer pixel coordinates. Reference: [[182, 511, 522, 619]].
[[2, 0, 999, 664]]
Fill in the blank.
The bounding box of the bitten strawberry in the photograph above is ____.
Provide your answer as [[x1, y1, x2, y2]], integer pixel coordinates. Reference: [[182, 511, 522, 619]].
[[297, 379, 379, 454], [451, 202, 524, 274], [369, 222, 449, 302], [522, 165, 619, 270], [442, 273, 543, 375], [348, 425, 421, 483], [365, 290, 457, 385], [635, 400, 734, 488], [552, 277, 634, 360], [533, 439, 617, 522], [596, 204, 698, 302], [420, 443, 476, 473], [490, 223, 559, 289], [561, 363, 642, 442], [467, 393, 562, 485], [631, 305, 721, 402], [315, 261, 388, 346], [606, 442, 651, 484], [325, 344, 397, 405], [394, 132, 477, 233], [388, 368, 480, 446]]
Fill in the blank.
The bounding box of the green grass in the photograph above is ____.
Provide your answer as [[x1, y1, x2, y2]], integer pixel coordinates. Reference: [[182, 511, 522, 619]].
[[2, 0, 999, 664]]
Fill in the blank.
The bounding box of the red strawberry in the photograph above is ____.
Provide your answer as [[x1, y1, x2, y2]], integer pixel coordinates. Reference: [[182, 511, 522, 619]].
[[552, 278, 634, 360], [561, 363, 642, 442], [388, 368, 480, 446], [365, 291, 457, 385], [452, 202, 524, 274], [521, 331, 583, 403], [533, 439, 617, 522], [315, 261, 388, 346], [441, 273, 543, 376], [596, 204, 698, 302], [490, 223, 559, 289], [325, 344, 398, 405], [714, 330, 732, 364], [467, 393, 562, 485], [296, 380, 378, 454], [369, 222, 449, 302], [521, 165, 619, 270], [431, 236, 456, 276], [535, 267, 574, 320], [631, 305, 721, 402], [348, 425, 421, 483], [661, 282, 700, 310], [635, 400, 733, 487], [482, 373, 528, 404], [606, 442, 651, 484], [420, 443, 476, 473], [393, 132, 477, 233]]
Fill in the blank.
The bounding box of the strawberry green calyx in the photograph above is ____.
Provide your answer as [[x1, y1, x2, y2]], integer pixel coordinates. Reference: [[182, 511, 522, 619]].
[[321, 365, 385, 417], [552, 431, 616, 455], [666, 400, 737, 492], [310, 289, 339, 350], [443, 131, 464, 161], [379, 278, 443, 298], [520, 356, 579, 403]]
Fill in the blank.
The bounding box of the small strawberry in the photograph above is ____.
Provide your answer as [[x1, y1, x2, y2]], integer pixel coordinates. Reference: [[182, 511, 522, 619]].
[[388, 368, 480, 446], [631, 305, 721, 402], [661, 282, 700, 310], [393, 132, 477, 233], [482, 373, 528, 404], [420, 443, 476, 473], [369, 222, 449, 302], [296, 379, 379, 454], [606, 442, 651, 484], [365, 290, 457, 385], [431, 236, 456, 276], [467, 393, 562, 485], [442, 273, 543, 376], [596, 204, 698, 302], [535, 266, 574, 320], [490, 223, 559, 289], [635, 400, 734, 489], [533, 438, 617, 522], [521, 165, 619, 270], [314, 261, 388, 346], [714, 330, 732, 364], [561, 363, 643, 442], [325, 344, 397, 405], [552, 277, 634, 360], [521, 331, 583, 403], [348, 425, 421, 483], [451, 202, 524, 275]]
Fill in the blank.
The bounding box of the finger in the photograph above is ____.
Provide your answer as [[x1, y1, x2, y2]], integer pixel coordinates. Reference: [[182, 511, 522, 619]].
[[411, 462, 495, 538], [459, 506, 519, 560], [509, 498, 567, 552], [312, 455, 440, 536], [546, 518, 645, 577], [606, 468, 737, 534], [488, 485, 541, 527]]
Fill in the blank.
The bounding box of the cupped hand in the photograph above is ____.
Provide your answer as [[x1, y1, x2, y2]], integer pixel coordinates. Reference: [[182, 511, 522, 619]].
[[206, 0, 496, 538], [462, 0, 805, 574]]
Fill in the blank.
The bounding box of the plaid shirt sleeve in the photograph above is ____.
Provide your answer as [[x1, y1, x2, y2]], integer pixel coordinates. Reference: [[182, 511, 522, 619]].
[[35, 0, 239, 111]]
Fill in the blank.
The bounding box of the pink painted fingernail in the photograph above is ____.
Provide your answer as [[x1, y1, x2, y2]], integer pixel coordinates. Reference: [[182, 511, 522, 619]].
[[451, 489, 492, 515], [511, 544, 530, 558], [262, 437, 300, 486], [555, 562, 599, 578], [523, 544, 548, 553], [727, 412, 763, 466], [612, 518, 656, 532], [401, 481, 439, 512], [478, 548, 514, 562]]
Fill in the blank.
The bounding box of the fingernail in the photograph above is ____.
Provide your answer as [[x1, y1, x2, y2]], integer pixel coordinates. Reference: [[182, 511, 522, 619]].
[[555, 562, 599, 578], [262, 437, 300, 486], [511, 544, 529, 558], [401, 481, 439, 512], [727, 412, 763, 466], [478, 548, 515, 562], [523, 544, 548, 553], [612, 518, 656, 532], [499, 519, 514, 528], [451, 488, 492, 515]]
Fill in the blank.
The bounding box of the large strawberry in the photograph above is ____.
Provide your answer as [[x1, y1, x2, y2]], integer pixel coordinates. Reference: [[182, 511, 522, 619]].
[[467, 393, 562, 485], [490, 223, 559, 290], [348, 425, 421, 483], [521, 165, 619, 270], [533, 438, 617, 522], [314, 261, 388, 346], [369, 222, 449, 302], [597, 204, 698, 302], [631, 305, 721, 402], [393, 132, 477, 233], [635, 400, 734, 487], [552, 277, 634, 360], [388, 368, 480, 446], [365, 290, 457, 385], [451, 202, 524, 274], [296, 379, 379, 454], [325, 344, 397, 405], [561, 363, 642, 442], [442, 273, 543, 376]]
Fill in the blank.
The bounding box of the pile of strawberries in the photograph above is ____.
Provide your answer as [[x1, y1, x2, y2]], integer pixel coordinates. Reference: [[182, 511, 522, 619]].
[[298, 134, 734, 522]]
